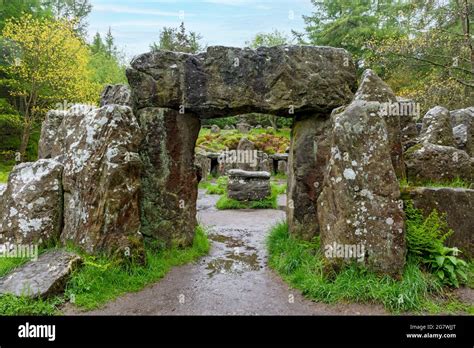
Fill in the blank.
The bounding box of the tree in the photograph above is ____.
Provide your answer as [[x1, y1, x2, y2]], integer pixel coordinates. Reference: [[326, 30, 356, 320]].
[[369, 0, 474, 111], [0, 0, 51, 31], [150, 22, 203, 53], [298, 0, 413, 68], [42, 0, 92, 36], [1, 14, 97, 158], [104, 27, 117, 58], [247, 29, 290, 48]]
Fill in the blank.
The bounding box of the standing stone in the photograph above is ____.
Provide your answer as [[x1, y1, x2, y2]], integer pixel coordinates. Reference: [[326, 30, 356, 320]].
[[0, 159, 63, 247], [420, 106, 454, 146], [59, 105, 143, 258], [237, 123, 250, 134], [318, 101, 406, 278], [139, 107, 200, 247], [287, 114, 331, 240], [227, 169, 271, 201], [195, 151, 211, 180], [236, 137, 256, 171], [354, 69, 405, 179], [277, 160, 287, 174], [211, 125, 220, 134], [100, 84, 132, 107], [451, 107, 474, 155]]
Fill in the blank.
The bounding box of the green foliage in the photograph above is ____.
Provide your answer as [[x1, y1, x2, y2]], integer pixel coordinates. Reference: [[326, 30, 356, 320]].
[[400, 177, 471, 189], [247, 29, 290, 48], [203, 176, 227, 195], [0, 294, 63, 315], [267, 222, 471, 313], [196, 127, 290, 154], [405, 201, 468, 287], [150, 22, 203, 53], [0, 161, 12, 183]]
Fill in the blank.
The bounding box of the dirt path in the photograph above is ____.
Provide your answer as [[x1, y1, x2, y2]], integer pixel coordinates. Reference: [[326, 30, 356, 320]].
[[66, 190, 386, 315]]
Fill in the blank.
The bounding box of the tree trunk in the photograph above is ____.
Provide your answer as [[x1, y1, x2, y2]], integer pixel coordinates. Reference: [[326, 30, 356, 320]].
[[270, 115, 278, 130], [19, 122, 31, 161]]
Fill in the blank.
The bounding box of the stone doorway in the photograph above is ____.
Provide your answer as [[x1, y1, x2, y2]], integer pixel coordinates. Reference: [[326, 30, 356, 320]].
[[126, 45, 357, 247]]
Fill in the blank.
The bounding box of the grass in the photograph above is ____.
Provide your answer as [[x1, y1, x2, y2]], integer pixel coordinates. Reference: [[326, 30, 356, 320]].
[[267, 222, 473, 314], [216, 182, 285, 210], [400, 177, 472, 189], [0, 226, 210, 314], [0, 161, 13, 183]]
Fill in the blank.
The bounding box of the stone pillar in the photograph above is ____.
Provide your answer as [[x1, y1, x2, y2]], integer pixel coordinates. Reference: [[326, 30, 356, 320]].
[[138, 107, 201, 247], [287, 114, 331, 240]]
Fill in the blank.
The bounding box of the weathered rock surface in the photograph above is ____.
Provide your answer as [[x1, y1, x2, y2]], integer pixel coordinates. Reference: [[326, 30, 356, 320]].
[[451, 107, 474, 155], [287, 114, 331, 240], [236, 123, 250, 134], [402, 187, 473, 259], [236, 137, 256, 171], [318, 101, 406, 277], [277, 160, 287, 175], [195, 151, 211, 180], [127, 45, 357, 117], [420, 106, 454, 146], [100, 84, 132, 107], [38, 110, 67, 159], [227, 169, 271, 201], [0, 250, 82, 298], [405, 143, 473, 183], [0, 159, 63, 246], [139, 107, 200, 247], [354, 69, 405, 178], [211, 125, 220, 133]]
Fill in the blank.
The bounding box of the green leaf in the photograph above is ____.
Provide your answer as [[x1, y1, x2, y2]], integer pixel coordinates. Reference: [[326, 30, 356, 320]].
[[436, 270, 445, 280], [446, 256, 457, 265], [435, 256, 445, 267]]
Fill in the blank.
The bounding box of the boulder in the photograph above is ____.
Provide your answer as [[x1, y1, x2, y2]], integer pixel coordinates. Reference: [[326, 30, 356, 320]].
[[236, 137, 256, 171], [0, 159, 63, 247], [0, 250, 82, 298], [354, 69, 405, 178], [402, 187, 474, 259], [38, 104, 144, 258], [420, 106, 454, 146], [405, 143, 473, 183], [139, 107, 200, 247], [236, 123, 250, 134], [318, 101, 406, 278], [287, 114, 331, 240], [127, 45, 357, 118], [227, 169, 271, 201], [451, 107, 474, 155], [195, 152, 211, 180], [210, 124, 220, 133], [100, 84, 132, 107], [277, 160, 287, 174]]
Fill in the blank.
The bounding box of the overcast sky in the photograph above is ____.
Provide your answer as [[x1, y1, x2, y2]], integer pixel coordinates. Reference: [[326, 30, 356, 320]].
[[87, 0, 314, 60]]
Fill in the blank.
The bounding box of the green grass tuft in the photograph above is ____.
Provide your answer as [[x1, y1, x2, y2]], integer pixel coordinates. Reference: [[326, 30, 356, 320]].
[[0, 162, 13, 183], [216, 182, 282, 210], [267, 222, 472, 313], [0, 226, 210, 314]]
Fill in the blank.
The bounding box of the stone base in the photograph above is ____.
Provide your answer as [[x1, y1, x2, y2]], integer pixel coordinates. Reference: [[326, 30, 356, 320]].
[[227, 169, 271, 201]]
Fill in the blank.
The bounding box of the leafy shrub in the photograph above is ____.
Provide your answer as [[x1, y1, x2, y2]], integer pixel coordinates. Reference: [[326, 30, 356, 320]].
[[405, 200, 468, 287]]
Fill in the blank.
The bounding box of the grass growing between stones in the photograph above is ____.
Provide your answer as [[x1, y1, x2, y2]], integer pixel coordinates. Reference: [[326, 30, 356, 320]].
[[400, 177, 472, 189], [267, 222, 473, 314], [216, 182, 285, 210], [0, 226, 210, 314], [64, 225, 210, 310]]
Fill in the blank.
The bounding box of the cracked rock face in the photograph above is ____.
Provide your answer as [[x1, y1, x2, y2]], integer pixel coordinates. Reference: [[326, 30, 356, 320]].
[[451, 107, 474, 155], [318, 101, 406, 278], [0, 159, 63, 247], [37, 104, 144, 257], [127, 45, 357, 118]]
